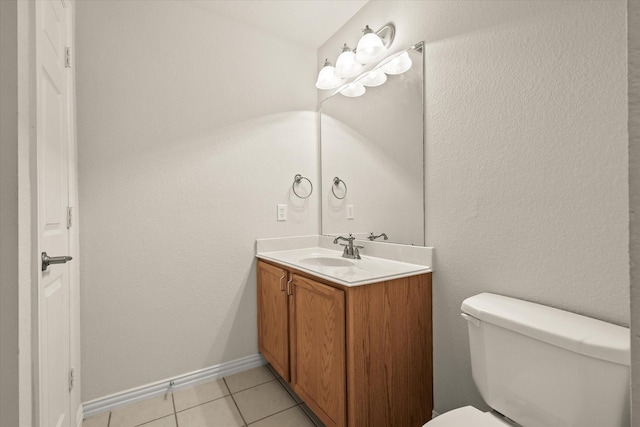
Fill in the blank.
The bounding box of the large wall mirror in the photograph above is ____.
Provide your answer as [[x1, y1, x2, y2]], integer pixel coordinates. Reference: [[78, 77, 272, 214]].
[[320, 43, 425, 246]]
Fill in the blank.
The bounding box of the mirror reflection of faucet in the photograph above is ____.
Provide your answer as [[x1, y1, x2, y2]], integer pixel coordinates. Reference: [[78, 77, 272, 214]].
[[368, 232, 388, 241], [333, 233, 364, 259]]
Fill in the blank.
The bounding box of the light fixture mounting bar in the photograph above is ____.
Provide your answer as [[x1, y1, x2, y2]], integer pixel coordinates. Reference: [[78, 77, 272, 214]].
[[374, 24, 395, 50]]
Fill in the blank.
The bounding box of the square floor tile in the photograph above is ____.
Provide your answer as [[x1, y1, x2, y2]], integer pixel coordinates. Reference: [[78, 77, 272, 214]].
[[224, 366, 275, 393], [109, 395, 174, 427], [248, 406, 315, 427], [233, 380, 297, 424], [82, 412, 110, 427], [173, 379, 229, 412], [139, 415, 176, 427], [176, 396, 244, 427]]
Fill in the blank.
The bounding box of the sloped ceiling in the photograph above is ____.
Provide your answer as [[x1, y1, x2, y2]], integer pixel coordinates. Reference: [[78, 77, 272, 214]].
[[187, 0, 368, 49]]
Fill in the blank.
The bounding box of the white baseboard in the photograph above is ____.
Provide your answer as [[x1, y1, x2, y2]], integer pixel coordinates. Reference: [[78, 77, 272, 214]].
[[82, 354, 266, 419]]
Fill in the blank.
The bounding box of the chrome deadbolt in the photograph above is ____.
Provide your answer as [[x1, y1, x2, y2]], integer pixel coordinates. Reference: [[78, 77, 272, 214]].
[[41, 252, 72, 271]]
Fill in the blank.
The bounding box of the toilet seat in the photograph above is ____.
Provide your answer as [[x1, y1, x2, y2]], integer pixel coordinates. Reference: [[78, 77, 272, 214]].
[[423, 406, 516, 427]]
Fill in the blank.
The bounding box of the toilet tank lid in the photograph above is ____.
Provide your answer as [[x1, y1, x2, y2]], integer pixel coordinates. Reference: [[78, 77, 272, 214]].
[[461, 293, 629, 366]]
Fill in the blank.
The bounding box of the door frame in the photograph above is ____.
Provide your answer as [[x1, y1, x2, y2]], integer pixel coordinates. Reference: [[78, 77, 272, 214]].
[[12, 0, 80, 425]]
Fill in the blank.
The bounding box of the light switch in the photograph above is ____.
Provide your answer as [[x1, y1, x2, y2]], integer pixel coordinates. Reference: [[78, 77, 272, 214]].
[[346, 205, 354, 220], [277, 204, 287, 221]]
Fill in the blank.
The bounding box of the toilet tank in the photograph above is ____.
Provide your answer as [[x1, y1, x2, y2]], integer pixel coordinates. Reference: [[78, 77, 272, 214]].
[[461, 293, 629, 427]]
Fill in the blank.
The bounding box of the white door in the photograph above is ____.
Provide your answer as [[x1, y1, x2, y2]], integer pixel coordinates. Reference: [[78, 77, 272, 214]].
[[37, 0, 72, 426]]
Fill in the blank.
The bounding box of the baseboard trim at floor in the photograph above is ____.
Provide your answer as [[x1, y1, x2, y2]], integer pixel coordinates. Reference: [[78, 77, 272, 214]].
[[82, 354, 266, 419]]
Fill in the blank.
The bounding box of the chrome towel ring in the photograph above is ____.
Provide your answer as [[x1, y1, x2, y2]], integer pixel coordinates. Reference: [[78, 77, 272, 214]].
[[332, 177, 348, 199], [292, 174, 313, 199]]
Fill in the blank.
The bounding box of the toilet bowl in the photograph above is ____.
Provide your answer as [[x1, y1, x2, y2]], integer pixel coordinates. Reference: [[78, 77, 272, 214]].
[[425, 406, 517, 427]]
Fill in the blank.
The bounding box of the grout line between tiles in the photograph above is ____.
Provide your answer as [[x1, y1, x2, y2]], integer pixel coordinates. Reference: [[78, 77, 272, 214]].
[[173, 394, 229, 414], [98, 369, 319, 427], [277, 378, 300, 404], [224, 377, 248, 427], [228, 377, 279, 395], [132, 411, 176, 427], [264, 364, 281, 380], [244, 404, 299, 426], [296, 404, 318, 426], [299, 403, 325, 427], [172, 393, 179, 427]]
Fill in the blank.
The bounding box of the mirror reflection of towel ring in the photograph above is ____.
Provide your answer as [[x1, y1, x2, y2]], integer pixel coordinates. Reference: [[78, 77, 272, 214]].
[[292, 174, 313, 199], [332, 177, 347, 199]]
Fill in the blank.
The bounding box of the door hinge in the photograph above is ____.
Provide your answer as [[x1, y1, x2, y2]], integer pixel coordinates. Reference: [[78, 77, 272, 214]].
[[69, 368, 75, 391], [67, 207, 72, 229], [65, 47, 71, 68]]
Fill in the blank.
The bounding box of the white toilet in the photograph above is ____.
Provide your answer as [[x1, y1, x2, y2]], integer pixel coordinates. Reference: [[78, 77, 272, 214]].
[[425, 293, 630, 427]]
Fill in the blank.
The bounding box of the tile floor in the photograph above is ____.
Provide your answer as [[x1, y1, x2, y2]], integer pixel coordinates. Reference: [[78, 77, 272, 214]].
[[82, 365, 325, 427]]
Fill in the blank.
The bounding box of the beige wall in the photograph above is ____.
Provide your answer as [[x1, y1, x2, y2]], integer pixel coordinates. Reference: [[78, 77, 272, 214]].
[[1, 1, 36, 424], [319, 0, 629, 415], [629, 0, 640, 423], [76, 0, 319, 401], [0, 1, 20, 425]]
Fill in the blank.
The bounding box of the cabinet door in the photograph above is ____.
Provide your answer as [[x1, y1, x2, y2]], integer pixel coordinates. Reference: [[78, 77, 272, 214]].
[[257, 261, 290, 381], [290, 274, 346, 427]]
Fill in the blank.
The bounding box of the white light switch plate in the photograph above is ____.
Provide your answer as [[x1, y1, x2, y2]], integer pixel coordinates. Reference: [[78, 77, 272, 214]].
[[346, 205, 354, 220], [277, 204, 287, 221]]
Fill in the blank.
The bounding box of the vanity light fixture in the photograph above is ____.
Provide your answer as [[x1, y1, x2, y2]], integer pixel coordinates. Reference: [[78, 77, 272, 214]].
[[317, 23, 411, 98], [355, 25, 390, 64], [334, 44, 364, 78], [317, 23, 395, 84], [340, 81, 366, 97], [359, 68, 387, 87], [380, 51, 413, 75], [315, 59, 344, 90]]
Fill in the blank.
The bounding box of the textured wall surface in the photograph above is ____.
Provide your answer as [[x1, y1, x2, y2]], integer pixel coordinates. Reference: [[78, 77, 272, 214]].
[[629, 0, 640, 424], [77, 1, 318, 401], [0, 1, 20, 425], [319, 0, 629, 415]]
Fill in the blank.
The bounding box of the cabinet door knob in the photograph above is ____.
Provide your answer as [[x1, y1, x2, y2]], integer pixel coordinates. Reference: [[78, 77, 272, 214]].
[[279, 273, 286, 291], [286, 278, 293, 296]]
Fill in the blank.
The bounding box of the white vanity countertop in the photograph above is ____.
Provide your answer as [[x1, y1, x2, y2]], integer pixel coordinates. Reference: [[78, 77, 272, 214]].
[[256, 235, 433, 287]]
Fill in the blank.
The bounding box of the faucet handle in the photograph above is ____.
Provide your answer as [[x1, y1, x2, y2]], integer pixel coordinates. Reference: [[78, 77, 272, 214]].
[[353, 245, 363, 259], [368, 232, 388, 241]]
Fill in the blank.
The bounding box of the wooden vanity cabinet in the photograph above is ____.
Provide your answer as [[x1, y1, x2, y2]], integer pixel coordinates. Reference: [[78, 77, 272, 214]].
[[257, 262, 290, 381], [257, 259, 433, 427], [290, 274, 346, 427]]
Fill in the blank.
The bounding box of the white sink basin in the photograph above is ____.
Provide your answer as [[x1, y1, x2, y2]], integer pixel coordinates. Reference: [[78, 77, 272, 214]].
[[299, 256, 355, 267]]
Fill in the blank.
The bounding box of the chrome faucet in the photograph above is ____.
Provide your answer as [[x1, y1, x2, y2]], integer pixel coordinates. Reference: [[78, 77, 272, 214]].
[[333, 234, 363, 259], [368, 232, 389, 241]]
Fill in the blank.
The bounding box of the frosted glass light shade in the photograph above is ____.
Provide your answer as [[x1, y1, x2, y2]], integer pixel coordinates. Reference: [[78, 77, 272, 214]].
[[360, 69, 387, 87], [381, 52, 412, 75], [315, 61, 343, 90], [335, 46, 363, 78], [340, 82, 366, 97], [355, 32, 387, 64]]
